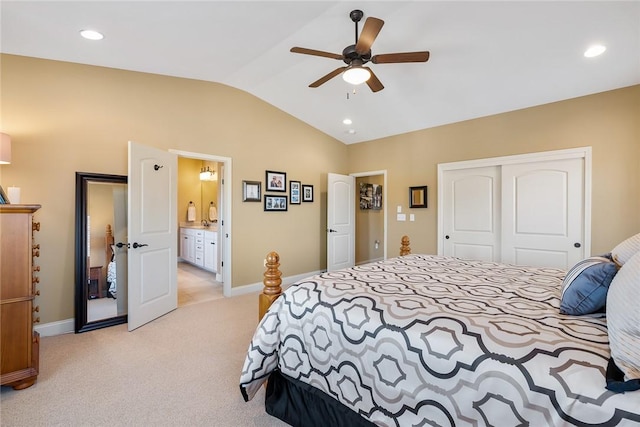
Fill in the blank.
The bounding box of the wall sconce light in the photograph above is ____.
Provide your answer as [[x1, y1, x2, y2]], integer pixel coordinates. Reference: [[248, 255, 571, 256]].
[[0, 133, 11, 164], [199, 166, 216, 181]]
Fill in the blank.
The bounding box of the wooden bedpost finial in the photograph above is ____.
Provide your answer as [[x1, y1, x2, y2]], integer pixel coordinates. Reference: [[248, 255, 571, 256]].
[[259, 251, 283, 321], [400, 235, 411, 256]]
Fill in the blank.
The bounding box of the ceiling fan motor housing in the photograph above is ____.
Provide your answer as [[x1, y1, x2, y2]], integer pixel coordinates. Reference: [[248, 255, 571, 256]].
[[342, 45, 371, 65]]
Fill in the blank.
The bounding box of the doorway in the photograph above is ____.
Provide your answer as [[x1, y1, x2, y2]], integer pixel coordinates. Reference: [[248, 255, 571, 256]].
[[171, 149, 232, 303], [352, 170, 387, 264]]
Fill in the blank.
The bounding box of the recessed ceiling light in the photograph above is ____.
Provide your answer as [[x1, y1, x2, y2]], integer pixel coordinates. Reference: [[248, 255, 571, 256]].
[[584, 44, 606, 58], [347, 129, 356, 134], [343, 118, 353, 125], [80, 30, 104, 40]]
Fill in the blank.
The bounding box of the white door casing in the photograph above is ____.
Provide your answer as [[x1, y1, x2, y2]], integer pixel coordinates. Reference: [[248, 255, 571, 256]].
[[128, 141, 178, 331], [438, 147, 591, 269], [327, 173, 355, 272]]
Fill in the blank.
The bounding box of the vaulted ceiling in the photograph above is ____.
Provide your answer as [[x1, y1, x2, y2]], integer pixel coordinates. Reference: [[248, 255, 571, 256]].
[[2, 1, 639, 144]]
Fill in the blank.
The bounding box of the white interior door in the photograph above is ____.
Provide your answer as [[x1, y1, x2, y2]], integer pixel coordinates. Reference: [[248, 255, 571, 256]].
[[441, 166, 500, 261], [327, 173, 355, 272], [501, 158, 584, 269], [128, 141, 177, 331]]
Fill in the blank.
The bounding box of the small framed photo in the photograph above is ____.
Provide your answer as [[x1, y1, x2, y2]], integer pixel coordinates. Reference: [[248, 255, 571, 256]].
[[242, 180, 261, 202], [265, 170, 286, 192], [289, 180, 301, 205], [302, 184, 314, 202], [264, 195, 288, 211]]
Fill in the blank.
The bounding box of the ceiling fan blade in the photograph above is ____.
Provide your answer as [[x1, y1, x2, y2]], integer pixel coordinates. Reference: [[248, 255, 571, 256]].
[[371, 51, 430, 64], [365, 68, 384, 92], [355, 17, 384, 55], [290, 47, 343, 60], [309, 67, 348, 88]]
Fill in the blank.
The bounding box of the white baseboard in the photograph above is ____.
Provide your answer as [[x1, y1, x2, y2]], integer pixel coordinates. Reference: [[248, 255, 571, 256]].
[[228, 269, 324, 297], [35, 318, 75, 337], [38, 270, 324, 336]]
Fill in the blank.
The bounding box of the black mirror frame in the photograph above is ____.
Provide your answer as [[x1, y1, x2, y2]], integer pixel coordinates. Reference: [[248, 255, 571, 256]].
[[74, 172, 128, 333], [409, 186, 428, 208]]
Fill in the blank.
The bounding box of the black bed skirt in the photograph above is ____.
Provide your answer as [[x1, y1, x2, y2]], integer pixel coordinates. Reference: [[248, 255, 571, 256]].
[[265, 370, 376, 427]]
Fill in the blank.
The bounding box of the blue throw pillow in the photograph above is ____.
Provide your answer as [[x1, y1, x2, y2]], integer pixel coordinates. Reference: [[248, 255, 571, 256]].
[[560, 256, 618, 315]]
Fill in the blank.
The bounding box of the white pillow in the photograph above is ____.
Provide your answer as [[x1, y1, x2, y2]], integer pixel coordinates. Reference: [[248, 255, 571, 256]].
[[611, 232, 640, 266], [606, 250, 640, 381]]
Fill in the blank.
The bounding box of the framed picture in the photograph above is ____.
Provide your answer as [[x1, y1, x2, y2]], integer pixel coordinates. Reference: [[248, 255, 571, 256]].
[[264, 195, 288, 211], [409, 185, 428, 208], [289, 180, 301, 204], [242, 180, 261, 202], [359, 183, 382, 210], [265, 170, 286, 192], [0, 186, 8, 204], [302, 184, 314, 202]]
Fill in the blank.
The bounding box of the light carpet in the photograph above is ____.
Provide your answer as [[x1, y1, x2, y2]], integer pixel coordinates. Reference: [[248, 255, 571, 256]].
[[0, 292, 287, 426]]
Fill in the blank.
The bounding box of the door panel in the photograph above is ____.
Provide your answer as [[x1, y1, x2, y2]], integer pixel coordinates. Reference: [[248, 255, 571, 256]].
[[502, 158, 584, 269], [128, 141, 177, 331], [442, 166, 500, 261], [327, 173, 355, 271]]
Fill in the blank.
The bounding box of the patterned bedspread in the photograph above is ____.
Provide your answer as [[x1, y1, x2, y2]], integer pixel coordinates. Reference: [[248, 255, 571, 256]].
[[240, 255, 640, 426]]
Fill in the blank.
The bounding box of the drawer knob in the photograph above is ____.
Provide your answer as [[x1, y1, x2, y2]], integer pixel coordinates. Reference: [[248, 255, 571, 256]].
[[32, 222, 41, 232], [33, 317, 40, 324], [32, 276, 40, 284], [33, 306, 40, 313], [33, 265, 41, 272], [33, 249, 40, 257], [35, 290, 41, 296]]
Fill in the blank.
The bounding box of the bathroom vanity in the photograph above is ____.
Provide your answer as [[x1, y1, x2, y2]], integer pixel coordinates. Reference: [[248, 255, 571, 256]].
[[180, 226, 217, 273]]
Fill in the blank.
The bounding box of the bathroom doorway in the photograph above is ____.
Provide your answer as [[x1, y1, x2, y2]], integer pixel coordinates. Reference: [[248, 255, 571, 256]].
[[171, 149, 232, 304]]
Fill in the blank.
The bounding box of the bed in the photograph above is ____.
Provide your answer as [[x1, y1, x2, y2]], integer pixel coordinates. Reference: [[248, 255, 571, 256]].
[[240, 236, 640, 426]]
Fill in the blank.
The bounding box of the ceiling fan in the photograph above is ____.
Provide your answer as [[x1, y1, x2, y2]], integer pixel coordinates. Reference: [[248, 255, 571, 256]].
[[290, 9, 430, 93]]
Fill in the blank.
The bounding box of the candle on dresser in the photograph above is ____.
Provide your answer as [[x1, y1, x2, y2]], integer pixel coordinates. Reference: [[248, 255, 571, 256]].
[[7, 186, 20, 204]]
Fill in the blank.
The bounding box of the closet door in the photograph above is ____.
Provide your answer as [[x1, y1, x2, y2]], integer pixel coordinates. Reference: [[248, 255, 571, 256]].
[[501, 158, 584, 269], [441, 166, 500, 261]]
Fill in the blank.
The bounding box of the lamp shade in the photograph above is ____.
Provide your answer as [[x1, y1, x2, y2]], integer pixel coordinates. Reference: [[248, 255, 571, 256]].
[[342, 64, 371, 85], [0, 133, 11, 164]]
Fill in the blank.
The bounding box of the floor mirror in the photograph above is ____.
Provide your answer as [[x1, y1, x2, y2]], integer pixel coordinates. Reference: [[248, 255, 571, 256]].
[[75, 172, 128, 333]]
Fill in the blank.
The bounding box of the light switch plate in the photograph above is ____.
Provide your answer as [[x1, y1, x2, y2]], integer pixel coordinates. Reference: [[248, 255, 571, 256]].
[[410, 214, 415, 222], [397, 205, 402, 213], [397, 213, 406, 221]]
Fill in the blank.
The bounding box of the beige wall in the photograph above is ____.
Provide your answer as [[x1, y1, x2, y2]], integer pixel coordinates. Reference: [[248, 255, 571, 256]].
[[0, 54, 347, 324], [1, 53, 638, 326], [347, 85, 640, 256]]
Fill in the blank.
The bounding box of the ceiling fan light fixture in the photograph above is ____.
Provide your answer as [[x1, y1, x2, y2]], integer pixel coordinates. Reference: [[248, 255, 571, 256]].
[[343, 65, 371, 85]]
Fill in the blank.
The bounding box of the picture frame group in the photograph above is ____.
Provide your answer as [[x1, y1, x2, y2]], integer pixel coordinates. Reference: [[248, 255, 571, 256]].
[[243, 170, 313, 210]]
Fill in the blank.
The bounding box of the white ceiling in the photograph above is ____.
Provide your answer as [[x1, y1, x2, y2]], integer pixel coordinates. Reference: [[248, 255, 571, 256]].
[[1, 1, 639, 144]]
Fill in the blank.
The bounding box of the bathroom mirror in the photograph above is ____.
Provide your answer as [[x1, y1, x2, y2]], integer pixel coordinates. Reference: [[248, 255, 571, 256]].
[[409, 186, 428, 208], [74, 172, 128, 333]]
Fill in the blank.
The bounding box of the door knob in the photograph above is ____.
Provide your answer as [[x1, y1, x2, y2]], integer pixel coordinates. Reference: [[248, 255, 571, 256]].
[[445, 235, 450, 239], [574, 242, 581, 248], [115, 242, 130, 248], [328, 229, 338, 233], [132, 242, 149, 249]]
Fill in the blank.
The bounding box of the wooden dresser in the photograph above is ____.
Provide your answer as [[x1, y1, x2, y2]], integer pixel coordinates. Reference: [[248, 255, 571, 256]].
[[1, 204, 41, 390]]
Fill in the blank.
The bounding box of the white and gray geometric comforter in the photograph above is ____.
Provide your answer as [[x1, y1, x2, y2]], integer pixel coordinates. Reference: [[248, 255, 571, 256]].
[[240, 255, 640, 426]]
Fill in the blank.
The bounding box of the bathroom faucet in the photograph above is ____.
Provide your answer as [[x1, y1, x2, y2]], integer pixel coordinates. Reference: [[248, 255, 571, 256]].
[[201, 219, 209, 227]]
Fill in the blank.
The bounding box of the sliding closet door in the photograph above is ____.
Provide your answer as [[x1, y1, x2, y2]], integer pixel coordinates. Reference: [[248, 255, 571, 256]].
[[501, 158, 585, 269], [441, 166, 500, 261], [438, 147, 590, 269]]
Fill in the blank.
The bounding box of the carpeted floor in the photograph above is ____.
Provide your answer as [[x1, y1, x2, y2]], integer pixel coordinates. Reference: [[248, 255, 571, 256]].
[[0, 292, 287, 426]]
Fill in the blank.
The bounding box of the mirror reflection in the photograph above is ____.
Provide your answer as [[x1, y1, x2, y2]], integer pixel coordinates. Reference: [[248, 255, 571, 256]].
[[75, 172, 128, 333]]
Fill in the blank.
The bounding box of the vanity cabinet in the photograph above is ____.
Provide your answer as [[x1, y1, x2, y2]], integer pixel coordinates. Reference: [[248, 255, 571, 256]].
[[1, 204, 41, 390], [180, 227, 217, 272]]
